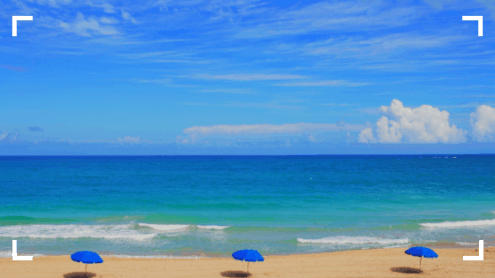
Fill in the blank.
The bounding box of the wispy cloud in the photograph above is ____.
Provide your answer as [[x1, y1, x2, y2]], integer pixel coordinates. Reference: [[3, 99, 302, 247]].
[[456, 94, 495, 98], [182, 101, 304, 110], [224, 101, 304, 110], [437, 103, 483, 109], [28, 126, 44, 132], [28, 0, 72, 8], [322, 103, 350, 107], [183, 102, 212, 106], [183, 122, 365, 136], [0, 130, 21, 143], [425, 0, 495, 19], [118, 135, 140, 143], [301, 34, 463, 58], [60, 12, 119, 37], [85, 0, 116, 13], [0, 64, 26, 72], [152, 59, 212, 64], [201, 89, 251, 94], [276, 80, 371, 87], [234, 2, 421, 38], [116, 51, 211, 64], [99, 16, 119, 24], [121, 10, 137, 24], [185, 73, 306, 81], [132, 78, 172, 84]]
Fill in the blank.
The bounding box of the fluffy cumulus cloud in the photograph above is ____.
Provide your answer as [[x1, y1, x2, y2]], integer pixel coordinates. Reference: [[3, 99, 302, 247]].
[[358, 99, 466, 143], [470, 105, 495, 141], [358, 127, 375, 143]]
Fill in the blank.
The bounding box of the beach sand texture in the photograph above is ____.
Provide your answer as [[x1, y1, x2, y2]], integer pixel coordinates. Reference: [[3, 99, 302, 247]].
[[1, 247, 494, 278]]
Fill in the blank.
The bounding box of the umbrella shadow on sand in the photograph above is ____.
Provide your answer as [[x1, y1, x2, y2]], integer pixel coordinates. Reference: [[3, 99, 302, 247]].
[[63, 272, 97, 278], [390, 267, 423, 274], [221, 270, 253, 277]]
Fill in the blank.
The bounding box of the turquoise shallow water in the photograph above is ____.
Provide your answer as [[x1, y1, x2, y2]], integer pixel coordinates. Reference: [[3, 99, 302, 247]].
[[0, 155, 494, 257]]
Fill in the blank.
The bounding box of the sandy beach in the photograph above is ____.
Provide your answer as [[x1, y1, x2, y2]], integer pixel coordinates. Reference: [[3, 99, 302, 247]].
[[2, 247, 494, 278]]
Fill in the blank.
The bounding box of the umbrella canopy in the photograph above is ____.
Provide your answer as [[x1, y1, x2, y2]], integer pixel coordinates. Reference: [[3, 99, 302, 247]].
[[232, 249, 264, 275], [232, 249, 264, 262], [405, 246, 437, 270], [71, 251, 103, 271], [405, 247, 438, 258]]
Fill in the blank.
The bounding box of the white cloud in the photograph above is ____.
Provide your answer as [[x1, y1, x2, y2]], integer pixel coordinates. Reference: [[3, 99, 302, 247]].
[[0, 130, 21, 143], [308, 134, 317, 143], [122, 10, 138, 24], [189, 73, 305, 81], [183, 123, 364, 137], [201, 89, 251, 94], [358, 99, 466, 143], [0, 133, 8, 141], [323, 103, 349, 107], [86, 0, 115, 13], [375, 116, 402, 143], [61, 13, 119, 37], [425, 0, 495, 19], [476, 0, 495, 19], [470, 105, 495, 141], [27, 0, 72, 7], [118, 136, 140, 143], [276, 80, 371, 87], [424, 0, 453, 9], [358, 127, 374, 143], [234, 1, 419, 38], [176, 135, 191, 144], [100, 17, 118, 24]]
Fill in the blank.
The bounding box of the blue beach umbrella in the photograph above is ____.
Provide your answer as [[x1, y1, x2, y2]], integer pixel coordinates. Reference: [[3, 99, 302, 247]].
[[232, 249, 264, 274], [71, 251, 104, 272], [405, 246, 438, 269]]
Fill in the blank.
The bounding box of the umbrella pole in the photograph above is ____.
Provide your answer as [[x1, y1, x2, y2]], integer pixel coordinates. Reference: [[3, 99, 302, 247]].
[[420, 257, 422, 270], [247, 262, 249, 274], [85, 264, 87, 272]]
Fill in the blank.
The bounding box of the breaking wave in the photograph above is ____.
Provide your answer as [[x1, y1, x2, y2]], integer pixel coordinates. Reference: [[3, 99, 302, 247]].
[[297, 236, 410, 245]]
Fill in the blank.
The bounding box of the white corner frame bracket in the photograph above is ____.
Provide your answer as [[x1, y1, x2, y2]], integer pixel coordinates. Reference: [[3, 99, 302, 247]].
[[463, 240, 484, 261], [462, 16, 483, 37], [12, 240, 33, 261], [12, 16, 33, 37]]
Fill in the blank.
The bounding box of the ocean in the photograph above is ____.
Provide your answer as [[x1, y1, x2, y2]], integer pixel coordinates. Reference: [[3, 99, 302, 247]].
[[1, 155, 494, 258]]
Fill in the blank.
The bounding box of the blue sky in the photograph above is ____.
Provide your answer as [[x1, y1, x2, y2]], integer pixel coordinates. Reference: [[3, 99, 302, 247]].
[[1, 0, 495, 154]]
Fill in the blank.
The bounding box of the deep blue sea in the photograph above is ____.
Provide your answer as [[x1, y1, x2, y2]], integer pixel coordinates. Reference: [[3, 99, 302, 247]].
[[1, 155, 494, 258]]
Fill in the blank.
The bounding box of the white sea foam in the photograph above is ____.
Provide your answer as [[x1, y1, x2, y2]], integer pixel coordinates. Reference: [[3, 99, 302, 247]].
[[0, 251, 12, 258], [197, 225, 229, 230], [384, 244, 411, 249], [456, 242, 479, 246], [420, 219, 495, 229], [0, 251, 45, 258], [137, 223, 190, 232], [0, 224, 156, 241], [297, 236, 409, 245]]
